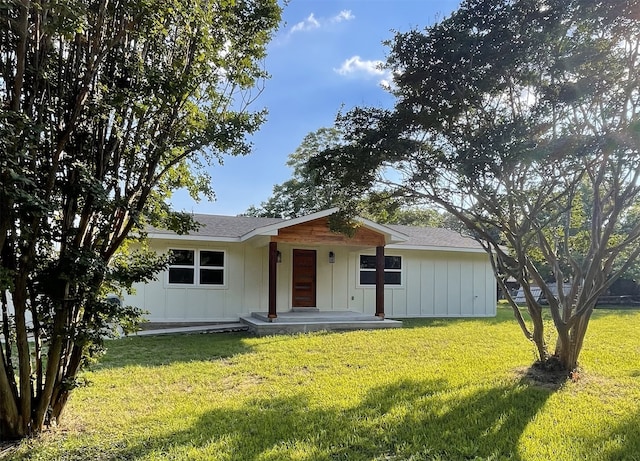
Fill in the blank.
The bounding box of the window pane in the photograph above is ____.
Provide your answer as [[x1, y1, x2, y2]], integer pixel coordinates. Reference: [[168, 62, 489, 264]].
[[169, 268, 194, 284], [170, 249, 194, 266], [360, 255, 376, 269], [359, 271, 376, 285], [385, 256, 402, 270], [384, 271, 402, 285], [200, 269, 224, 285], [201, 251, 224, 267]]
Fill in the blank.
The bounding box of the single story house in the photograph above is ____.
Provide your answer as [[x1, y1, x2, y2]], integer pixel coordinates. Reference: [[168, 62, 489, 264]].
[[127, 208, 497, 322]]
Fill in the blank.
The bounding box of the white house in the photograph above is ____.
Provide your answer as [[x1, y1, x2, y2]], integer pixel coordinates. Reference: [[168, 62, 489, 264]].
[[127, 208, 497, 322]]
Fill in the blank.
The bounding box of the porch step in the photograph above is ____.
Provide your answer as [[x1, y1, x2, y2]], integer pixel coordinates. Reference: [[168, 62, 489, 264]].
[[239, 310, 402, 336], [250, 310, 384, 323]]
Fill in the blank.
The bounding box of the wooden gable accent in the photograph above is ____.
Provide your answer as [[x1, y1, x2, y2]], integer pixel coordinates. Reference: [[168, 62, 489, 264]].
[[271, 217, 385, 247]]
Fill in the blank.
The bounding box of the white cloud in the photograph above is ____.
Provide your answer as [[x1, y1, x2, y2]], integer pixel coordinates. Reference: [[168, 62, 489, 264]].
[[334, 56, 385, 77], [380, 78, 393, 91], [287, 10, 354, 37], [290, 13, 320, 34], [335, 56, 395, 89], [332, 10, 355, 23]]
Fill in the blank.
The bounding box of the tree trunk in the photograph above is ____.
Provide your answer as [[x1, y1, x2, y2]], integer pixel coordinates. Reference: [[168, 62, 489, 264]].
[[554, 330, 573, 369], [555, 338, 579, 371], [33, 304, 68, 433], [529, 306, 547, 362], [12, 281, 33, 437], [555, 309, 593, 371], [0, 355, 23, 440]]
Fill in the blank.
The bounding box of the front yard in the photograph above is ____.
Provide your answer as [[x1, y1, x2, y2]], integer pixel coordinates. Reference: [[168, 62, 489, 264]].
[[7, 308, 640, 460]]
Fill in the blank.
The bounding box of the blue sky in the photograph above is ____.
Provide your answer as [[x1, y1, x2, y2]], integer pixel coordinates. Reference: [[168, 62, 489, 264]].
[[172, 0, 462, 216]]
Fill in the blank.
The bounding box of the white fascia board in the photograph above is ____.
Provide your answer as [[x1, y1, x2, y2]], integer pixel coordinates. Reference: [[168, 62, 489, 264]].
[[240, 207, 340, 241], [146, 233, 240, 243], [386, 244, 486, 253], [237, 207, 409, 245]]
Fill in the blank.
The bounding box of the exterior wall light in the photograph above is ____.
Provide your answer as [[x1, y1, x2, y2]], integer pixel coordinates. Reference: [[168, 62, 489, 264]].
[[276, 251, 282, 263], [329, 251, 335, 263]]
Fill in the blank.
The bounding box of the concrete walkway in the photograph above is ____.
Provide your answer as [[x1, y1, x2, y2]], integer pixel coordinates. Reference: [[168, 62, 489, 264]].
[[128, 311, 403, 337], [132, 323, 248, 336]]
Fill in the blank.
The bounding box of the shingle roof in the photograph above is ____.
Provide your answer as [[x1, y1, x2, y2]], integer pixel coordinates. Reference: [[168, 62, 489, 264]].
[[148, 214, 285, 238], [147, 213, 483, 251], [386, 224, 482, 250]]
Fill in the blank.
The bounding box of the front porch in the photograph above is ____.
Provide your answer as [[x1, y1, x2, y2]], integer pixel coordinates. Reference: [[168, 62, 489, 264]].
[[261, 210, 408, 321], [240, 310, 402, 336]]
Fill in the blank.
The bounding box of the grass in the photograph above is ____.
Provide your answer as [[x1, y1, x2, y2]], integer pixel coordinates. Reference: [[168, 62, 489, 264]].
[[6, 307, 640, 461]]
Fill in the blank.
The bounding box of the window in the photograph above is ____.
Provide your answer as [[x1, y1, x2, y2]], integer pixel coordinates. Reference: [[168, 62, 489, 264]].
[[168, 249, 225, 286], [199, 250, 224, 285], [168, 249, 195, 284], [359, 254, 402, 286]]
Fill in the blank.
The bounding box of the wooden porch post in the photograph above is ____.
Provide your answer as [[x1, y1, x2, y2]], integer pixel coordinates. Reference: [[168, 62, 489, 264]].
[[268, 241, 278, 319], [375, 245, 385, 318]]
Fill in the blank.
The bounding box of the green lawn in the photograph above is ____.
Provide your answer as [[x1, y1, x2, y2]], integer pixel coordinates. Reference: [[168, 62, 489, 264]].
[[8, 308, 640, 461]]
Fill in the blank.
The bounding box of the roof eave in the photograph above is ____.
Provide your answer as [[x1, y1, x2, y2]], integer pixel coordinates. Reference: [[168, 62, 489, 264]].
[[386, 244, 486, 253], [354, 216, 409, 245], [239, 207, 340, 241], [146, 233, 240, 243]]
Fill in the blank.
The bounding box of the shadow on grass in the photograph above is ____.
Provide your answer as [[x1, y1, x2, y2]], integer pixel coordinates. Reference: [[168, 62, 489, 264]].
[[575, 406, 640, 461], [29, 378, 559, 460], [94, 332, 254, 370]]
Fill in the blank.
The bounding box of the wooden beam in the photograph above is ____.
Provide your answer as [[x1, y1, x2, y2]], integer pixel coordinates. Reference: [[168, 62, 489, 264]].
[[375, 246, 385, 318], [268, 241, 277, 319]]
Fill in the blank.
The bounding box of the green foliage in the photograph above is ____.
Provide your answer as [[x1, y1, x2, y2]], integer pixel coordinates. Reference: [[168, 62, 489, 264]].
[[0, 0, 281, 439], [309, 0, 640, 371], [245, 127, 344, 218], [245, 127, 455, 230], [6, 309, 640, 460]]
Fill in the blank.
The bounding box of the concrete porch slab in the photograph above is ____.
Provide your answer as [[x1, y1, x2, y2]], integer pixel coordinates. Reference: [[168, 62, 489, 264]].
[[240, 310, 402, 336], [250, 310, 386, 323]]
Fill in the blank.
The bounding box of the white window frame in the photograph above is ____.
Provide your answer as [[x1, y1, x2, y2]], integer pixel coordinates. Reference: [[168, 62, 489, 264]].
[[167, 249, 196, 285], [358, 254, 403, 287], [167, 248, 227, 288]]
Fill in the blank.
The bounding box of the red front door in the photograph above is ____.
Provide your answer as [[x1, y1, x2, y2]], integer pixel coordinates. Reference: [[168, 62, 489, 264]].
[[292, 249, 316, 308]]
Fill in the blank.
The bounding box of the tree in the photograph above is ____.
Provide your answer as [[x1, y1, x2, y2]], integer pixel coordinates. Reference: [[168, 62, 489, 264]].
[[309, 0, 640, 373], [525, 188, 640, 290], [245, 127, 342, 218], [362, 193, 462, 229], [0, 0, 280, 440], [245, 126, 455, 227]]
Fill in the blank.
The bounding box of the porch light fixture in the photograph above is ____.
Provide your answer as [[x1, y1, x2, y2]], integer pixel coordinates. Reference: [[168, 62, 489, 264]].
[[276, 251, 282, 263], [328, 251, 335, 263]]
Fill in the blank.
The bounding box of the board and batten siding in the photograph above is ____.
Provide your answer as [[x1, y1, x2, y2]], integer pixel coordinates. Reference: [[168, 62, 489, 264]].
[[126, 241, 496, 322], [347, 249, 496, 318], [126, 239, 266, 322]]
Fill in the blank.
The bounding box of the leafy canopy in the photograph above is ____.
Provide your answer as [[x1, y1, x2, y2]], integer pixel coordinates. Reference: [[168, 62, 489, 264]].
[[0, 0, 280, 439], [309, 0, 640, 371], [245, 126, 454, 228]]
